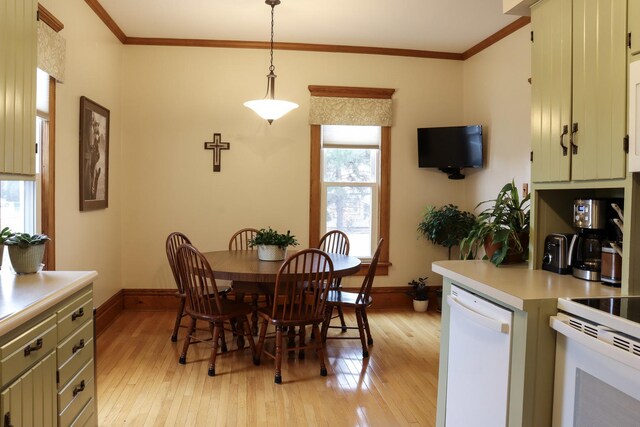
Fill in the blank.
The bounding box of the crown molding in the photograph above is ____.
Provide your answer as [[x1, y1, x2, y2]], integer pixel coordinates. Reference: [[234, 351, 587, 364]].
[[38, 3, 64, 32], [87, 0, 529, 61]]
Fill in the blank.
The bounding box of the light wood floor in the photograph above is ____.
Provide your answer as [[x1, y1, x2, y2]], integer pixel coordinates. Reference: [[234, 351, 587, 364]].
[[96, 309, 441, 426]]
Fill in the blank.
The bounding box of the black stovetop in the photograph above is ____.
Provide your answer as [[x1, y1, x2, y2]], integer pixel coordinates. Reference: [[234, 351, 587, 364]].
[[571, 296, 640, 324]]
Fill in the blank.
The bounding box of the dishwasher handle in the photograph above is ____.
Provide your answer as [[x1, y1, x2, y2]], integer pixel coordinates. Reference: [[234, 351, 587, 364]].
[[447, 295, 510, 334]]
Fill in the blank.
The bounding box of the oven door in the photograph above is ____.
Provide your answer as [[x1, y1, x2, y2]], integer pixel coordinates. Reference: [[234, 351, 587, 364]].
[[551, 314, 640, 427]]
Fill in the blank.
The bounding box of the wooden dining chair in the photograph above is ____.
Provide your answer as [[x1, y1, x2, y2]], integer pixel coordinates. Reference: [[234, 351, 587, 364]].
[[165, 232, 230, 343], [317, 230, 350, 332], [254, 249, 334, 384], [176, 243, 256, 377], [321, 239, 383, 358]]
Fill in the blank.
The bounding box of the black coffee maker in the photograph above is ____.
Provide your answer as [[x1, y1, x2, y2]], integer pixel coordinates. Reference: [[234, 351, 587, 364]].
[[568, 199, 606, 281]]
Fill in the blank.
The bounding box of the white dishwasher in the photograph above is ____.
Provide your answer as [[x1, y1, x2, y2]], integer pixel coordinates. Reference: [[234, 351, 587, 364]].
[[446, 285, 513, 427]]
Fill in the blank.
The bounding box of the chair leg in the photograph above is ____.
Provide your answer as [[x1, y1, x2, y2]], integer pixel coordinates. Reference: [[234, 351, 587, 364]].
[[254, 318, 268, 366], [313, 323, 328, 377], [241, 316, 257, 357], [208, 323, 221, 376], [298, 326, 306, 359], [355, 309, 369, 358], [337, 306, 347, 333], [321, 305, 334, 342], [275, 325, 283, 384], [361, 308, 373, 345], [171, 296, 186, 342], [251, 293, 259, 335], [179, 317, 196, 364]]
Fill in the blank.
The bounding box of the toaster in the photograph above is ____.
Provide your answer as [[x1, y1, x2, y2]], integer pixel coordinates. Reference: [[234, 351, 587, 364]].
[[542, 233, 572, 274]]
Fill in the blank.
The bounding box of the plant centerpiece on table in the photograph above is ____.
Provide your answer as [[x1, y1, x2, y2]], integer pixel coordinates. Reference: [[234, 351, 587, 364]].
[[248, 227, 298, 261], [0, 227, 12, 267], [460, 180, 530, 266], [407, 277, 430, 312], [418, 204, 476, 260], [4, 233, 50, 274]]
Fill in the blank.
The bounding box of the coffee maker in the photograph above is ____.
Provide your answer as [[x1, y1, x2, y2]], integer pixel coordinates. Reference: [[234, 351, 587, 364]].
[[568, 199, 606, 281]]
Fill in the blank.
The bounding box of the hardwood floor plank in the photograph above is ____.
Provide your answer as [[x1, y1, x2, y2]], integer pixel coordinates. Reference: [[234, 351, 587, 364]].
[[97, 309, 440, 426]]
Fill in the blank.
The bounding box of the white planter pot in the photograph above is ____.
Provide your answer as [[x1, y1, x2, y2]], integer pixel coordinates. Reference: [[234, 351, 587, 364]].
[[8, 244, 46, 274], [257, 245, 286, 261], [413, 299, 429, 313]]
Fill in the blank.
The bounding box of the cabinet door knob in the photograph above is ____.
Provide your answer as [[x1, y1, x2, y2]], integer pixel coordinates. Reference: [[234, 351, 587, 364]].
[[560, 124, 569, 156], [23, 337, 43, 357], [570, 122, 579, 154]]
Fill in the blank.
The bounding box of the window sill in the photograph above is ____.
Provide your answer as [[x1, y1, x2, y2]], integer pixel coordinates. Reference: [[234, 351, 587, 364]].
[[353, 261, 390, 276]]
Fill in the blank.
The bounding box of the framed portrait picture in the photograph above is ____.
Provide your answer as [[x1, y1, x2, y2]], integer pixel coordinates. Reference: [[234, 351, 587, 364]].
[[79, 96, 110, 211]]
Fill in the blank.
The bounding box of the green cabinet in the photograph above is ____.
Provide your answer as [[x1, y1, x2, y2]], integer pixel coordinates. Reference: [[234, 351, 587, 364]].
[[531, 0, 627, 183], [629, 0, 640, 60]]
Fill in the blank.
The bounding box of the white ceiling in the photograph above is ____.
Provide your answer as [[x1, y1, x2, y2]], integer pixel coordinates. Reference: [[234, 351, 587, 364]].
[[99, 0, 520, 53]]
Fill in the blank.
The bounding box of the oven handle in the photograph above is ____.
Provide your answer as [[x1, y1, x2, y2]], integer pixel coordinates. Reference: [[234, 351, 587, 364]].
[[447, 295, 510, 334], [550, 316, 640, 371]]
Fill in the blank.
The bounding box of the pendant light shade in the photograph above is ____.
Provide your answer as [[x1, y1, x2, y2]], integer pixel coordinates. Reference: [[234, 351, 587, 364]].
[[244, 0, 298, 124]]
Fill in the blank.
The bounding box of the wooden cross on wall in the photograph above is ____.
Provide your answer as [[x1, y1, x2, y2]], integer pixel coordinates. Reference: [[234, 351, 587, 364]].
[[204, 133, 230, 172]]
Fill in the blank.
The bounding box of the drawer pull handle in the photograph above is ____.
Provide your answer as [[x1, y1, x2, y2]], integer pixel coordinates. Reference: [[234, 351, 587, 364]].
[[24, 338, 43, 356], [72, 339, 85, 354], [4, 411, 13, 427], [73, 380, 86, 397], [71, 307, 85, 321]]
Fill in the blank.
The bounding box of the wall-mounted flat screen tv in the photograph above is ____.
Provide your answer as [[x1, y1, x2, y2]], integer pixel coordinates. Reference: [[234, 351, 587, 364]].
[[417, 125, 483, 179]]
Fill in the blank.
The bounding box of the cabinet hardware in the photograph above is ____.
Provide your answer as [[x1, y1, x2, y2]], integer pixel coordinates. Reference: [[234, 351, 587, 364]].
[[72, 339, 85, 354], [23, 337, 43, 356], [624, 135, 629, 153], [629, 32, 632, 49], [560, 124, 569, 156], [570, 122, 579, 154], [530, 151, 533, 162], [4, 412, 13, 427], [72, 380, 86, 397], [71, 307, 84, 321], [531, 31, 534, 42]]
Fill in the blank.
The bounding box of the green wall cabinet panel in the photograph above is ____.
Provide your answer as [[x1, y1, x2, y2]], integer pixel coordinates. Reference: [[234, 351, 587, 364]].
[[531, 0, 627, 183], [630, 0, 640, 60]]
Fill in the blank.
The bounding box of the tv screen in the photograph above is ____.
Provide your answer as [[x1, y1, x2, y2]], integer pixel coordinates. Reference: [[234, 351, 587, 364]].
[[417, 125, 483, 169]]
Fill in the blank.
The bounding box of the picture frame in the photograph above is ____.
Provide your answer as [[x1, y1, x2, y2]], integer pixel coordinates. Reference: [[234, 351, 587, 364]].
[[79, 96, 110, 211]]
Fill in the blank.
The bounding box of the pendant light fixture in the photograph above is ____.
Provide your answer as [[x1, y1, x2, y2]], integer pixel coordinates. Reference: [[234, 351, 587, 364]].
[[244, 0, 298, 124]]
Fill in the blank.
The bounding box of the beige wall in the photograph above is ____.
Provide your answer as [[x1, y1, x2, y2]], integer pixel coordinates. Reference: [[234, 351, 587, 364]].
[[119, 47, 466, 290], [40, 0, 124, 306]]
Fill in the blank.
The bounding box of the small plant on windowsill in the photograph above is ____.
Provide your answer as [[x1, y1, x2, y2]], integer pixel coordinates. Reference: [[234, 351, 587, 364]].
[[248, 227, 298, 261], [407, 277, 429, 312], [4, 233, 50, 274], [0, 227, 13, 267]]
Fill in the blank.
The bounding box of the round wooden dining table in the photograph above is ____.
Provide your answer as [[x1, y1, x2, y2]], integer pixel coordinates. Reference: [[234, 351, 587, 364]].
[[201, 249, 361, 334]]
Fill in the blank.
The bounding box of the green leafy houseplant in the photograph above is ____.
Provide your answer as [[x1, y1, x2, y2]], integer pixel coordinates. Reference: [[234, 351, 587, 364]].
[[4, 233, 50, 274], [460, 180, 530, 266], [418, 204, 476, 260], [248, 227, 298, 250], [407, 277, 429, 301], [0, 227, 13, 266]]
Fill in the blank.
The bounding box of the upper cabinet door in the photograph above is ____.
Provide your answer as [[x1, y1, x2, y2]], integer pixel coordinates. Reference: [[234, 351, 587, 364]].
[[531, 0, 572, 182], [0, 0, 37, 176], [571, 0, 627, 181], [629, 0, 640, 60]]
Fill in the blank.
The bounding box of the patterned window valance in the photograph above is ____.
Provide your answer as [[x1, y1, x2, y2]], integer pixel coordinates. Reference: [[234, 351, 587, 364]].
[[308, 86, 395, 126], [37, 20, 66, 83]]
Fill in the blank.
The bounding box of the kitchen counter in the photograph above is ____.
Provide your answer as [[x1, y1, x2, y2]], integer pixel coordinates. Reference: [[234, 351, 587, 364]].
[[0, 270, 97, 336], [433, 260, 622, 310]]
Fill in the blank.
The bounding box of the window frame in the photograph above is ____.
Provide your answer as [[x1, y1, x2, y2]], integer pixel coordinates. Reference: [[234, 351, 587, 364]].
[[308, 85, 392, 275]]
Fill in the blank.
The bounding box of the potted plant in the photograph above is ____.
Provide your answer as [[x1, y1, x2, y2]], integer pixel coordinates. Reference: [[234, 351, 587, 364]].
[[418, 204, 476, 260], [0, 227, 12, 267], [407, 277, 429, 312], [460, 180, 530, 266], [248, 227, 298, 261], [5, 233, 50, 274]]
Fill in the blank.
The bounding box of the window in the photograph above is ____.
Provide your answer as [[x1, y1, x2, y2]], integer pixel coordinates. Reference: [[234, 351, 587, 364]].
[[321, 125, 380, 259]]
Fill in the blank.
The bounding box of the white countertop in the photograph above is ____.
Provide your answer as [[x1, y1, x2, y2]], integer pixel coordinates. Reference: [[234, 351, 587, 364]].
[[0, 270, 97, 336], [432, 260, 622, 310]]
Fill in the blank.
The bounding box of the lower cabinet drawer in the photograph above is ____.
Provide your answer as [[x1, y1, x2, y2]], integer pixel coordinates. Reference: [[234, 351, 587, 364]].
[[57, 320, 93, 369], [0, 314, 57, 387], [58, 335, 94, 388], [57, 290, 93, 342], [70, 398, 94, 427], [58, 360, 94, 427]]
